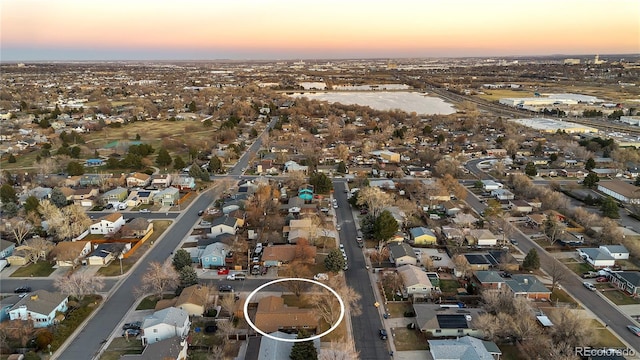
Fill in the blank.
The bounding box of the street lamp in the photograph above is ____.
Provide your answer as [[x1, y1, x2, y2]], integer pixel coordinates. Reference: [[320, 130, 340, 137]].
[[119, 254, 124, 275]]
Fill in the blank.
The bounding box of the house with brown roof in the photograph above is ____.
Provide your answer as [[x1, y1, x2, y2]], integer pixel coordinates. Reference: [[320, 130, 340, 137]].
[[253, 296, 319, 333], [598, 180, 640, 204], [151, 174, 172, 188], [49, 241, 92, 267], [121, 218, 153, 238], [175, 284, 210, 316], [261, 244, 316, 267], [90, 212, 126, 235], [72, 187, 99, 207], [126, 172, 151, 187], [106, 173, 127, 188], [58, 187, 75, 202]]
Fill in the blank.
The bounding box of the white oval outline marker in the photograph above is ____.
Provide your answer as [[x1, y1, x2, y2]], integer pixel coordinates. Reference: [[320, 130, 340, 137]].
[[243, 277, 345, 343]]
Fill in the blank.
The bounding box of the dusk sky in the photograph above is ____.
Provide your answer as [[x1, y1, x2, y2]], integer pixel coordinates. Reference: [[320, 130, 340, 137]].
[[2, 0, 638, 61]]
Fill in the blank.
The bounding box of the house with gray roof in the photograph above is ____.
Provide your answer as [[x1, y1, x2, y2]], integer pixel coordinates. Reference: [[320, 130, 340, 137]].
[[505, 274, 551, 300], [609, 271, 640, 297], [9, 290, 68, 328], [413, 304, 483, 338], [429, 336, 501, 360], [141, 307, 190, 346], [397, 264, 433, 299], [0, 239, 16, 259], [210, 216, 239, 236], [388, 243, 417, 267], [244, 331, 320, 360], [600, 245, 629, 260], [577, 248, 616, 268]]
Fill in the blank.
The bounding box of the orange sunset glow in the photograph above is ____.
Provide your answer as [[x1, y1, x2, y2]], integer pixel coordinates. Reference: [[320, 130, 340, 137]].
[[1, 0, 638, 60]]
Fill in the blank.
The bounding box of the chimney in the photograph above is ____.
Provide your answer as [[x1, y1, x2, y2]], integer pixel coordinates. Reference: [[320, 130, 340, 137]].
[[524, 278, 528, 284]]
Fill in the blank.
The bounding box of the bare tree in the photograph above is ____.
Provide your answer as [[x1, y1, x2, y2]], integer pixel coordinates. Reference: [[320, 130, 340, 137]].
[[452, 254, 471, 278], [9, 218, 31, 245], [138, 261, 179, 300], [0, 319, 35, 347], [549, 307, 594, 353], [18, 237, 54, 263], [549, 259, 568, 292], [571, 207, 598, 229], [308, 275, 361, 325], [420, 253, 434, 271], [319, 337, 360, 360], [356, 187, 393, 218], [54, 272, 105, 301], [598, 217, 623, 245], [219, 294, 237, 321], [440, 174, 467, 200], [61, 204, 92, 239], [368, 245, 389, 267], [382, 272, 403, 298], [280, 264, 312, 297]]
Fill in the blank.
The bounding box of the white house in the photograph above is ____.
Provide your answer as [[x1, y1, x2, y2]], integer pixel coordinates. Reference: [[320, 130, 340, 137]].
[[9, 290, 68, 328], [481, 179, 503, 191], [597, 180, 640, 204], [210, 216, 239, 236], [577, 248, 616, 268], [600, 245, 629, 260], [491, 188, 514, 201], [141, 307, 191, 346], [469, 229, 498, 246], [90, 212, 126, 235]]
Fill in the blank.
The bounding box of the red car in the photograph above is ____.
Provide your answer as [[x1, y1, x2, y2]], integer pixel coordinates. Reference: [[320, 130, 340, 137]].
[[217, 268, 229, 275], [596, 276, 608, 282]]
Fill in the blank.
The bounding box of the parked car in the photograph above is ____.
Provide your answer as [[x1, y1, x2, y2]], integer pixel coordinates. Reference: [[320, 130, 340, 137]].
[[122, 329, 141, 337], [217, 268, 229, 275], [430, 256, 442, 261], [197, 209, 205, 216], [379, 329, 387, 340], [582, 271, 598, 279], [251, 265, 261, 275], [627, 325, 640, 336], [122, 321, 142, 330], [105, 203, 114, 209], [139, 209, 150, 213], [219, 285, 234, 292], [336, 224, 341, 231], [596, 276, 609, 282], [583, 282, 596, 291], [509, 239, 518, 245], [313, 273, 329, 281], [226, 273, 246, 281], [14, 286, 31, 294]]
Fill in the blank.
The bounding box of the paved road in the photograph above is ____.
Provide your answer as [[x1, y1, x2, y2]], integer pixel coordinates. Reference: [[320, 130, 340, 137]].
[[57, 190, 219, 360], [465, 158, 640, 352], [334, 180, 389, 360]]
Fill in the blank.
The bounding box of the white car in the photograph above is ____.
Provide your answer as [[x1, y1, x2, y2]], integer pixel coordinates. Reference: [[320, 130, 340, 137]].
[[339, 244, 344, 250], [227, 273, 246, 281], [313, 273, 329, 281], [139, 209, 150, 213], [336, 224, 341, 231]]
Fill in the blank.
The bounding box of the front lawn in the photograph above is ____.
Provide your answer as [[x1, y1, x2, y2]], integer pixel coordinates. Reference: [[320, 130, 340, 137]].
[[387, 302, 414, 318], [600, 287, 640, 305], [136, 294, 175, 310], [589, 319, 625, 348], [10, 261, 56, 277], [560, 258, 593, 275], [439, 279, 460, 294], [550, 288, 579, 307], [392, 327, 429, 351], [97, 336, 145, 360]]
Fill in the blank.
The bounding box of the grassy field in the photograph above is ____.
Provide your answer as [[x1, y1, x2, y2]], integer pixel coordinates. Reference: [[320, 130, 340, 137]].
[[98, 336, 145, 360], [387, 302, 413, 318], [550, 288, 579, 307], [474, 89, 534, 102], [0, 148, 44, 170], [136, 294, 176, 310], [600, 286, 640, 305], [392, 327, 429, 351], [97, 220, 172, 276], [10, 261, 56, 277], [589, 319, 626, 348]]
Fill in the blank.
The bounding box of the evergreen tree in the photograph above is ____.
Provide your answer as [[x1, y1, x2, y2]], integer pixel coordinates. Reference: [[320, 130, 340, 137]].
[[373, 210, 399, 242], [67, 161, 85, 176], [172, 249, 192, 271], [156, 148, 172, 166], [50, 187, 68, 208], [209, 156, 222, 173], [24, 196, 40, 214], [582, 172, 600, 188], [70, 146, 81, 158], [600, 197, 620, 219], [524, 162, 537, 177], [585, 157, 596, 171], [324, 249, 346, 273], [634, 175, 640, 187], [290, 331, 317, 360], [1, 202, 18, 217], [309, 172, 332, 194], [523, 249, 540, 270], [173, 156, 186, 170], [0, 183, 17, 203], [178, 266, 199, 290], [336, 161, 347, 174], [8, 154, 16, 163]]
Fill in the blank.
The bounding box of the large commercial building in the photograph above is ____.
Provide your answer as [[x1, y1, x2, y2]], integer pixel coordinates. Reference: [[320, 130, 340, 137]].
[[597, 180, 640, 204], [510, 118, 599, 134]]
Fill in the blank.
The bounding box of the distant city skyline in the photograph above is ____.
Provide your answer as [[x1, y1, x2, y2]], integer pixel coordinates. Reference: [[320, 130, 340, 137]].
[[2, 0, 638, 61]]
